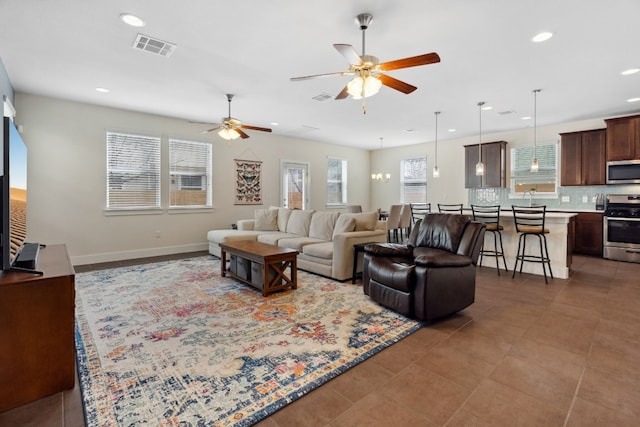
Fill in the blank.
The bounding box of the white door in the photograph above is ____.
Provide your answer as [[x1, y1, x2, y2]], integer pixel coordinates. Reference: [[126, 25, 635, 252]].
[[280, 161, 309, 209]]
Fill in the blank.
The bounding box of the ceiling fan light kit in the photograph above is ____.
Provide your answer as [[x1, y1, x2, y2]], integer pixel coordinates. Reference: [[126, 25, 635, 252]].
[[198, 94, 272, 140]]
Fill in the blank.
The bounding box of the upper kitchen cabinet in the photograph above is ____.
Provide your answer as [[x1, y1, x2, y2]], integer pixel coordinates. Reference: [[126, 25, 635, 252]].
[[560, 129, 606, 186], [464, 141, 507, 188], [605, 114, 640, 161]]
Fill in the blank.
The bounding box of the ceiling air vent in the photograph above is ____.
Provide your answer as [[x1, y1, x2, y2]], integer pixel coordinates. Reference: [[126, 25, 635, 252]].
[[132, 33, 176, 57], [312, 93, 333, 102]]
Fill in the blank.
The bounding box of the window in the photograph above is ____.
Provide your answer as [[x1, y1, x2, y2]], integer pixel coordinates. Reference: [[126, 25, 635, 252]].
[[400, 157, 427, 203], [327, 157, 347, 205], [169, 139, 212, 208], [106, 131, 161, 209], [510, 142, 558, 195]]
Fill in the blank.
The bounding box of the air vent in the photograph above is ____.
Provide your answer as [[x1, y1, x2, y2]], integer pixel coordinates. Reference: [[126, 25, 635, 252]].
[[498, 110, 516, 115], [133, 33, 176, 57], [312, 93, 333, 102]]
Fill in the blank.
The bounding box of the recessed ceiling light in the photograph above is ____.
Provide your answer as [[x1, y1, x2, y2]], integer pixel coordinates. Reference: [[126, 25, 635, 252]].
[[532, 32, 553, 42], [627, 97, 640, 103], [521, 116, 532, 120], [448, 128, 456, 133], [481, 105, 493, 111], [120, 13, 146, 27], [95, 87, 110, 93], [270, 122, 279, 126], [621, 68, 640, 76]]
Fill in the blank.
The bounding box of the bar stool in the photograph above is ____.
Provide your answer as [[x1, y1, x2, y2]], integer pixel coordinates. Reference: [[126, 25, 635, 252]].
[[471, 205, 508, 275], [438, 203, 463, 214], [511, 205, 553, 284]]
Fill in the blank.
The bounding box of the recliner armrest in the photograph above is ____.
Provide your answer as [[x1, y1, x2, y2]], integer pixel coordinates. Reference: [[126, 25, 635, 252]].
[[363, 243, 413, 257], [414, 253, 472, 268]]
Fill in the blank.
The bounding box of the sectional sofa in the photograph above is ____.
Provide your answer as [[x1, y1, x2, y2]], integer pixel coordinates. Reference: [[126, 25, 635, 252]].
[[207, 207, 387, 281]]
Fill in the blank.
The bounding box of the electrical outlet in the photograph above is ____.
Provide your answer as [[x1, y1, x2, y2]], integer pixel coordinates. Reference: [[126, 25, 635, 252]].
[[155, 230, 161, 238], [562, 196, 570, 202], [591, 196, 597, 202], [582, 196, 588, 203]]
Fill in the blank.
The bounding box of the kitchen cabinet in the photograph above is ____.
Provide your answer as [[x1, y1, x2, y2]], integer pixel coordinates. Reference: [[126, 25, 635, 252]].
[[560, 129, 606, 185], [464, 141, 507, 188], [573, 212, 603, 256], [605, 114, 640, 161]]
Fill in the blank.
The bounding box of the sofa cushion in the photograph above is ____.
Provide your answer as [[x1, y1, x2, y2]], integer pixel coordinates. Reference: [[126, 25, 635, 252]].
[[254, 208, 278, 231], [342, 211, 378, 231], [286, 209, 315, 236], [278, 236, 326, 251], [332, 215, 356, 238], [302, 241, 333, 260], [257, 232, 298, 245], [270, 206, 292, 232], [207, 229, 261, 244], [309, 211, 339, 241]]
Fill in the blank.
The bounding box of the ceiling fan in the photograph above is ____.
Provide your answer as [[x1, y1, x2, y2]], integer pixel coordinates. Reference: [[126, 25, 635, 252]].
[[200, 94, 272, 140], [290, 13, 440, 101]]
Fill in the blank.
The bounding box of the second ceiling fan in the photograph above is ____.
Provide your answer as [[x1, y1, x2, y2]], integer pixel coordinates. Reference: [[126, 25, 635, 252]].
[[201, 94, 272, 140], [291, 13, 441, 100]]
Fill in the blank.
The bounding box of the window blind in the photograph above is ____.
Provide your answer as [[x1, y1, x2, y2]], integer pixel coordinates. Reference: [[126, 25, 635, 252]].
[[169, 139, 212, 208], [327, 158, 347, 204], [106, 131, 161, 209], [510, 143, 558, 191], [400, 157, 427, 203]]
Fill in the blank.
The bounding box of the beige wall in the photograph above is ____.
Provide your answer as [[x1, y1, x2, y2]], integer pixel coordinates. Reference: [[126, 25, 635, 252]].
[[16, 93, 371, 264]]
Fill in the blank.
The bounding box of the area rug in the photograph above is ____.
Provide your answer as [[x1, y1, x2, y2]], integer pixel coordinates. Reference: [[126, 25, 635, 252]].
[[75, 256, 423, 426]]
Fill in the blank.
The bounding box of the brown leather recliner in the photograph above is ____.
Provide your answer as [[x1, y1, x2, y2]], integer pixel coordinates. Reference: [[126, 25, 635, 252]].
[[362, 213, 486, 322]]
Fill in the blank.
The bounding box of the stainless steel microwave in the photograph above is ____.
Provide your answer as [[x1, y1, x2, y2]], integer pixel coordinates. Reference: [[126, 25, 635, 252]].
[[607, 160, 640, 184]]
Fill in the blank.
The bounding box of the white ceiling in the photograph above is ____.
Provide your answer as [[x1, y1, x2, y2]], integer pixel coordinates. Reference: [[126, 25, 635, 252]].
[[1, 0, 639, 150]]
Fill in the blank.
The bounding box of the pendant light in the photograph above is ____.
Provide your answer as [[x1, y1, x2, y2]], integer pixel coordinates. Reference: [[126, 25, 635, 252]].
[[371, 137, 390, 182], [433, 111, 441, 178], [530, 89, 541, 172], [475, 101, 485, 176]]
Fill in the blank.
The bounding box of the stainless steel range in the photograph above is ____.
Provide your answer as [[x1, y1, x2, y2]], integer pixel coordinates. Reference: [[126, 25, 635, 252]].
[[603, 194, 640, 263]]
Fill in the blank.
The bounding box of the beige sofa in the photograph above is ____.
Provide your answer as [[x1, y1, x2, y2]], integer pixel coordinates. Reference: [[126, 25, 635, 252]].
[[207, 207, 387, 281]]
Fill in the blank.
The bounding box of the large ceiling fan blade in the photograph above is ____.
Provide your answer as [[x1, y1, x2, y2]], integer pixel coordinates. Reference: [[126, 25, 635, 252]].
[[241, 124, 272, 133], [333, 44, 362, 65], [290, 71, 352, 81], [379, 52, 441, 71], [201, 125, 222, 134], [335, 86, 349, 100], [378, 74, 417, 94], [236, 128, 250, 139]]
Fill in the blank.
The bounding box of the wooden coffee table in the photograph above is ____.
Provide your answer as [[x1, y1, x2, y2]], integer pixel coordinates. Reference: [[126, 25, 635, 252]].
[[219, 240, 299, 296]]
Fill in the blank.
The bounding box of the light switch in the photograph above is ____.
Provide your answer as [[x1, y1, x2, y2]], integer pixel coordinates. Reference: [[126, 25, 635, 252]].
[[582, 196, 588, 203], [562, 196, 570, 202]]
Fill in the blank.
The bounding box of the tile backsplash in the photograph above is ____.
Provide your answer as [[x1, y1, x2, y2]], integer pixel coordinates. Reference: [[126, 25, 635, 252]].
[[468, 184, 640, 211]]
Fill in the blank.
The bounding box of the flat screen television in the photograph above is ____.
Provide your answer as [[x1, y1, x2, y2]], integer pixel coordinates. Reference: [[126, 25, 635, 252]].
[[1, 116, 31, 271]]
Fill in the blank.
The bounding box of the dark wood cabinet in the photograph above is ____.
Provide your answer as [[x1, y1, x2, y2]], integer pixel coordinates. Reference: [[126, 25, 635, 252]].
[[573, 212, 603, 256], [0, 245, 75, 411], [605, 114, 640, 161], [560, 129, 606, 186], [464, 141, 507, 188]]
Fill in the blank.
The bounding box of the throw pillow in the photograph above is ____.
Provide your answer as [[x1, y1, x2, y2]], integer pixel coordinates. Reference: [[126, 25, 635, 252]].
[[309, 211, 340, 241], [254, 208, 278, 231], [343, 211, 378, 231], [332, 215, 356, 238], [270, 206, 292, 232], [286, 209, 315, 236]]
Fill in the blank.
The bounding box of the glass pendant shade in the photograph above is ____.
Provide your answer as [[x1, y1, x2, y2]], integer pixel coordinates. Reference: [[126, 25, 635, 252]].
[[476, 102, 485, 176], [475, 161, 485, 176], [531, 89, 541, 172], [347, 75, 382, 99], [432, 166, 440, 178], [218, 128, 240, 140], [530, 157, 539, 172], [433, 111, 441, 178]]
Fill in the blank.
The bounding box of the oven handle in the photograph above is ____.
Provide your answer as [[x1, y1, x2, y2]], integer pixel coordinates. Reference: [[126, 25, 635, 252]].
[[605, 217, 640, 222]]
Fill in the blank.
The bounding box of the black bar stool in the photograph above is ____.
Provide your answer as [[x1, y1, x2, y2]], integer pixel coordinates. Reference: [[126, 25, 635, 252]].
[[471, 205, 508, 275], [511, 205, 553, 284], [438, 203, 463, 214]]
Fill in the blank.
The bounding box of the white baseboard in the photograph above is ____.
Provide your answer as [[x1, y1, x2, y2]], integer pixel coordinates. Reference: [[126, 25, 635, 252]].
[[71, 243, 209, 266]]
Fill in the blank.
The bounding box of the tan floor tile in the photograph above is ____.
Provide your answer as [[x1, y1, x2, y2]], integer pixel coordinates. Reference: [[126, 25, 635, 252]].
[[329, 392, 435, 427], [379, 364, 471, 425], [324, 357, 393, 403], [577, 367, 640, 418], [269, 386, 353, 427], [0, 392, 63, 427], [587, 332, 640, 378], [508, 337, 586, 379], [489, 355, 580, 411], [522, 310, 598, 355], [566, 397, 640, 427], [460, 379, 566, 426]]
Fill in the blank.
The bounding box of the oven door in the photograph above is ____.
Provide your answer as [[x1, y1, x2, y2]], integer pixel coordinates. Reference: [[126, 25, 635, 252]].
[[603, 217, 640, 262]]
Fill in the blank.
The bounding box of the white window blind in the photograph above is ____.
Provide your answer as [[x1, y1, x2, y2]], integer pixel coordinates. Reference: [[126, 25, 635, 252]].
[[169, 139, 212, 208], [400, 157, 427, 203], [510, 142, 558, 194], [106, 131, 161, 209], [327, 157, 347, 205]]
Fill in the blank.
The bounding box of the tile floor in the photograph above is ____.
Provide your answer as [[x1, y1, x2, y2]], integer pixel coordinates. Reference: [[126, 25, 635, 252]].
[[1, 254, 639, 426]]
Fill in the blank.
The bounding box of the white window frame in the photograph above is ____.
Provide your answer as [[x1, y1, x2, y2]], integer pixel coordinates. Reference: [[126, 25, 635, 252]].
[[106, 131, 161, 211], [326, 157, 348, 207], [168, 138, 213, 209], [509, 141, 559, 199], [400, 156, 427, 203]]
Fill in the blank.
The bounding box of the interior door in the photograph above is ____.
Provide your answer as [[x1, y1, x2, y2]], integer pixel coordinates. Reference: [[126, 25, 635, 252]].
[[280, 161, 309, 209]]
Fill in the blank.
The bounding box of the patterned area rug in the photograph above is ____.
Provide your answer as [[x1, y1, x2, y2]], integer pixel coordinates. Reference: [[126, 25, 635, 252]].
[[75, 256, 423, 426]]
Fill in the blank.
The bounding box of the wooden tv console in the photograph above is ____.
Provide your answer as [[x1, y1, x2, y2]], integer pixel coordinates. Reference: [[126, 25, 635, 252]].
[[0, 244, 75, 412]]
